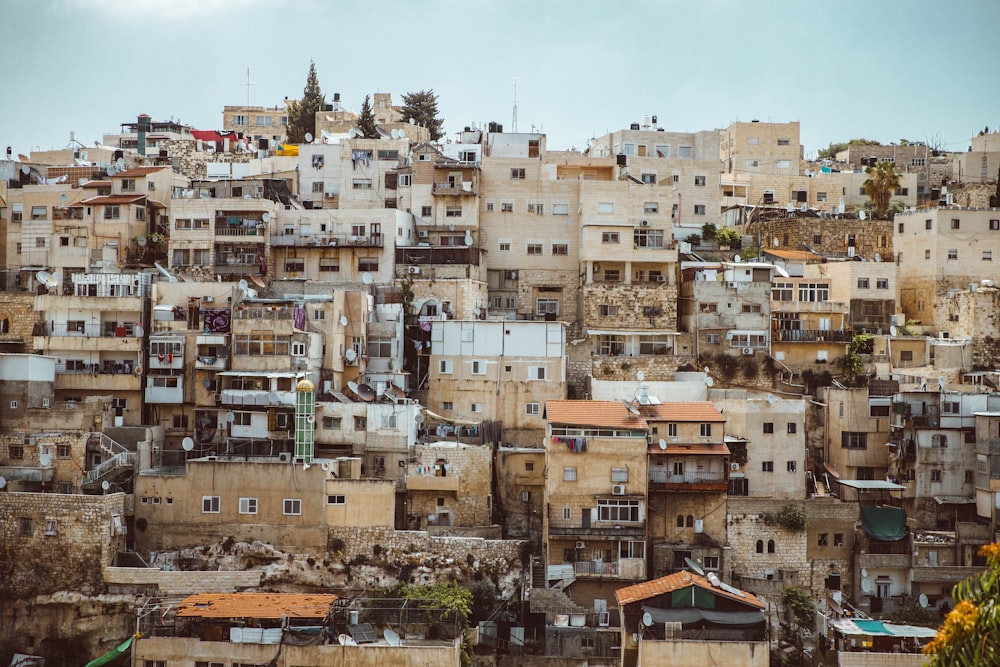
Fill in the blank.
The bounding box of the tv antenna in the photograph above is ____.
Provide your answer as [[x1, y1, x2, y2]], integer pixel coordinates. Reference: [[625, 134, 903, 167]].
[[511, 76, 518, 133]]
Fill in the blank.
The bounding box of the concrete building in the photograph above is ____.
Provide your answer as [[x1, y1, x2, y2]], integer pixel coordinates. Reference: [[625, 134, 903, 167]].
[[496, 445, 545, 539], [403, 441, 492, 531], [769, 273, 851, 370], [954, 130, 1000, 185], [426, 320, 566, 443], [222, 103, 291, 146], [894, 206, 1000, 328], [722, 120, 801, 177], [808, 260, 898, 334], [819, 387, 891, 484]]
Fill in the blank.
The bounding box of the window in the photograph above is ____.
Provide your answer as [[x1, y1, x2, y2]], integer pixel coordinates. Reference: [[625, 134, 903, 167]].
[[497, 241, 511, 252], [323, 416, 341, 429], [926, 219, 933, 230], [527, 202, 544, 214], [445, 206, 462, 218], [756, 540, 764, 554], [925, 249, 931, 260], [600, 304, 618, 317], [562, 507, 572, 521], [611, 468, 629, 483], [985, 251, 994, 262], [694, 175, 706, 186], [798, 283, 830, 302], [706, 334, 721, 344], [951, 218, 961, 229], [818, 533, 829, 546], [948, 249, 958, 260], [551, 203, 570, 215], [641, 173, 657, 184], [746, 159, 760, 168], [787, 422, 797, 434], [470, 359, 486, 375], [143, 661, 166, 667], [602, 232, 620, 243], [18, 518, 32, 536], [285, 260, 304, 272], [510, 168, 525, 179], [991, 219, 1000, 230], [857, 278, 870, 289], [202, 496, 220, 513], [563, 467, 577, 482], [529, 366, 547, 380], [776, 160, 791, 169], [634, 228, 665, 248], [442, 401, 453, 411], [367, 337, 391, 358], [9, 444, 24, 459], [763, 422, 774, 434], [667, 423, 678, 437], [599, 335, 625, 356], [421, 205, 432, 217], [741, 303, 762, 313], [841, 432, 867, 449], [327, 495, 346, 505], [931, 434, 948, 448], [787, 460, 797, 472], [358, 258, 378, 272], [283, 498, 302, 515], [699, 423, 712, 437], [597, 499, 640, 522], [965, 470, 974, 483], [44, 519, 58, 536], [31, 205, 47, 220], [678, 146, 692, 157], [536, 299, 559, 316], [551, 243, 568, 255], [57, 444, 71, 458], [762, 461, 774, 472], [526, 402, 540, 416], [527, 243, 543, 255], [693, 204, 706, 215], [438, 359, 453, 374], [239, 497, 258, 514], [931, 469, 942, 482], [11, 203, 22, 221], [768, 540, 775, 554], [876, 278, 889, 289], [103, 205, 120, 219]]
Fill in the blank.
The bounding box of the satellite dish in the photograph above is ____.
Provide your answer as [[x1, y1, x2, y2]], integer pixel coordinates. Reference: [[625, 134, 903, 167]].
[[448, 223, 456, 232], [464, 232, 474, 247], [861, 568, 868, 578], [384, 628, 401, 646], [48, 272, 61, 287], [320, 462, 331, 472], [861, 578, 874, 594], [136, 235, 148, 247], [874, 253, 881, 262], [889, 325, 898, 336], [474, 306, 482, 317], [307, 414, 315, 423], [859, 209, 867, 220], [40, 453, 52, 467], [414, 412, 425, 424], [348, 128, 358, 138], [102, 480, 111, 492], [733, 254, 741, 263], [225, 411, 236, 423], [918, 593, 929, 608], [262, 212, 270, 222], [347, 380, 360, 394], [773, 237, 780, 247], [641, 612, 653, 628], [705, 377, 714, 387], [362, 272, 373, 285], [202, 377, 212, 388], [409, 118, 416, 125], [305, 132, 313, 143], [60, 193, 68, 203], [107, 165, 117, 176], [620, 399, 640, 415], [938, 376, 946, 390], [637, 370, 645, 382], [238, 279, 249, 291], [21, 165, 30, 175], [340, 315, 349, 327], [767, 393, 777, 405], [245, 288, 258, 299], [0, 476, 6, 489], [684, 557, 705, 576], [182, 437, 194, 451], [116, 157, 126, 170], [303, 462, 311, 471], [345, 348, 358, 362], [36, 270, 51, 285], [658, 439, 667, 450], [357, 383, 376, 401]]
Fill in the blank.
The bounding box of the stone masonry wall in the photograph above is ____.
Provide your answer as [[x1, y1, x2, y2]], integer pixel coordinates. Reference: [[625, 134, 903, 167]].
[[755, 216, 894, 259], [0, 492, 126, 597], [103, 567, 262, 595], [0, 293, 35, 351], [726, 498, 809, 584]]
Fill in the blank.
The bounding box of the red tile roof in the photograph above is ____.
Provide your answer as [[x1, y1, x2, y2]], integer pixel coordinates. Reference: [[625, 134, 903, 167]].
[[649, 442, 730, 455], [113, 166, 168, 177], [641, 402, 725, 423], [81, 180, 111, 188], [616, 571, 763, 609], [764, 249, 822, 261], [175, 593, 338, 619], [545, 400, 648, 430]]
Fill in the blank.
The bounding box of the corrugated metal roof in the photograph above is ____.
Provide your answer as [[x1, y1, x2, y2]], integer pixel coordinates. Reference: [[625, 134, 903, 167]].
[[175, 593, 338, 619], [544, 400, 647, 429], [74, 194, 146, 206], [641, 402, 725, 423], [114, 166, 169, 177], [764, 249, 822, 261], [649, 442, 730, 455], [615, 571, 763, 609]]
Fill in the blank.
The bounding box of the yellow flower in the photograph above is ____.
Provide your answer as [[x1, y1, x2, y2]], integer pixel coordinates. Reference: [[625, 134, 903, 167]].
[[923, 600, 979, 655]]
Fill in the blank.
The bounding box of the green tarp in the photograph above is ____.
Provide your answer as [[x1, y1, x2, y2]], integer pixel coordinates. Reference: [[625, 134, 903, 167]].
[[670, 585, 717, 609], [861, 506, 907, 541], [83, 636, 132, 667], [642, 605, 765, 629]]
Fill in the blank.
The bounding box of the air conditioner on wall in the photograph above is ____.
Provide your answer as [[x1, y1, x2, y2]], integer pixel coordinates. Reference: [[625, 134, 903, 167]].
[[576, 541, 587, 549], [612, 484, 626, 495], [641, 220, 650, 227], [408, 266, 421, 274], [742, 347, 754, 355], [731, 462, 740, 471], [278, 452, 291, 463], [202, 295, 214, 302], [418, 230, 429, 238]]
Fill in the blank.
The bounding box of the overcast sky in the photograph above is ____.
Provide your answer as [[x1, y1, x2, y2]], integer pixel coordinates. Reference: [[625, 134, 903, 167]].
[[3, 0, 998, 159]]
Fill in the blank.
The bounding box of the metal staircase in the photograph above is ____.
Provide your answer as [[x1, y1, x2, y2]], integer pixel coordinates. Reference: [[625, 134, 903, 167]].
[[82, 432, 136, 489]]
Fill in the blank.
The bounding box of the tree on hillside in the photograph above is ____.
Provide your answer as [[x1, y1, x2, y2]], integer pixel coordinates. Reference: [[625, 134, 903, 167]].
[[923, 542, 1000, 666], [357, 95, 379, 139], [286, 61, 325, 144], [400, 90, 444, 141], [862, 160, 902, 219], [817, 137, 881, 160]]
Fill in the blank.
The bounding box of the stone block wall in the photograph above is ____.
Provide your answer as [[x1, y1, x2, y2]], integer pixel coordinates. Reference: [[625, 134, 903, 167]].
[[0, 492, 126, 597], [103, 567, 262, 595], [0, 292, 35, 351], [407, 442, 492, 529], [755, 216, 894, 259], [582, 283, 678, 331], [726, 498, 809, 583]]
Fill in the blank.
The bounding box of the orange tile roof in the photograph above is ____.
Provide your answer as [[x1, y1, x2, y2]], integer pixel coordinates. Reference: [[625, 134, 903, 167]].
[[77, 194, 146, 206], [649, 442, 730, 455], [616, 571, 763, 609], [641, 402, 725, 423], [114, 166, 168, 177], [545, 400, 648, 430], [764, 249, 822, 261], [81, 180, 111, 188], [175, 593, 338, 619]]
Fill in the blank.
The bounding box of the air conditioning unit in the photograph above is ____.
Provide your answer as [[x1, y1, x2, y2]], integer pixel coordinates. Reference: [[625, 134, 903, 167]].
[[727, 281, 738, 288], [612, 484, 626, 495], [656, 275, 666, 282], [418, 230, 429, 238], [742, 347, 754, 355], [731, 462, 740, 471], [278, 452, 292, 463], [202, 295, 214, 303], [576, 541, 587, 549], [408, 266, 421, 275], [640, 220, 650, 227]]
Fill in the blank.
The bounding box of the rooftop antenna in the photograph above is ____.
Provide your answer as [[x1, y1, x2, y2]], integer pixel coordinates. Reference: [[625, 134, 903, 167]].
[[511, 76, 518, 133]]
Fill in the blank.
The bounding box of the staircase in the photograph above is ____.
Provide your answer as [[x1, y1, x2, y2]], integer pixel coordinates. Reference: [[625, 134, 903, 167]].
[[82, 433, 136, 489]]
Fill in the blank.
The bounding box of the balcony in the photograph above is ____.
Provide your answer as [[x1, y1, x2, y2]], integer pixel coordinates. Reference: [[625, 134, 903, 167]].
[[857, 552, 911, 570], [771, 301, 847, 313], [148, 353, 184, 371], [269, 233, 384, 248], [574, 558, 645, 579], [395, 246, 483, 268], [432, 182, 477, 196], [911, 565, 985, 583], [548, 525, 645, 539], [648, 470, 728, 492], [406, 473, 460, 492], [145, 377, 183, 404], [773, 329, 853, 343], [56, 370, 140, 392], [218, 389, 295, 407]]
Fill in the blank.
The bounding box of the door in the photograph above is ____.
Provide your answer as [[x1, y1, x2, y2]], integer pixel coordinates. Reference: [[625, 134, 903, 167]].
[[582, 508, 591, 529]]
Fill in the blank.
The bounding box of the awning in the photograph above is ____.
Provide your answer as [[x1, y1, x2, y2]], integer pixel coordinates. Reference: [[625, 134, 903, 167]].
[[838, 480, 905, 490], [642, 605, 765, 629], [423, 408, 480, 426], [84, 636, 133, 667], [933, 495, 975, 505], [861, 506, 907, 541], [829, 618, 937, 639], [586, 330, 680, 336]]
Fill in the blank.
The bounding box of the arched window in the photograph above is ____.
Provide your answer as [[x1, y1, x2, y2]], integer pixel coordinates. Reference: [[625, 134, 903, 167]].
[[676, 515, 685, 528], [756, 540, 764, 554], [767, 539, 776, 554], [0, 317, 9, 334], [435, 458, 448, 477], [686, 515, 694, 527]]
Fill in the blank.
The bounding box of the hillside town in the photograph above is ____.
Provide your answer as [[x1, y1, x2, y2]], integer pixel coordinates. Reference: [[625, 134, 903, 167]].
[[2, 85, 1000, 667]]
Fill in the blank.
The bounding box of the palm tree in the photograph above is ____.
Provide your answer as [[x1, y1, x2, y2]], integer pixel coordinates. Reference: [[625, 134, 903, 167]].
[[862, 161, 901, 219]]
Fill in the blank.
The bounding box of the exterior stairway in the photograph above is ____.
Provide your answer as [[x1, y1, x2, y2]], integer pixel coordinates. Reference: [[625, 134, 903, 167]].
[[82, 432, 136, 490]]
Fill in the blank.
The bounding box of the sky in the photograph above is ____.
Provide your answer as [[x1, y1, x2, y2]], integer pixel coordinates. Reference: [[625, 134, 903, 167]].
[[2, 0, 998, 159]]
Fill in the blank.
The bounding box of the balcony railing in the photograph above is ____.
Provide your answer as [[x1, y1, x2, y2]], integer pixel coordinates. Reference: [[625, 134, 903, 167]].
[[773, 329, 852, 342], [432, 182, 477, 195], [395, 246, 482, 267], [269, 233, 384, 248], [215, 227, 264, 237], [575, 560, 619, 577]]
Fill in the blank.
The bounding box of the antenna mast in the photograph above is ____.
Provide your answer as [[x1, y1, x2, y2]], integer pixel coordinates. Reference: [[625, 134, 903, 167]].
[[512, 77, 518, 133]]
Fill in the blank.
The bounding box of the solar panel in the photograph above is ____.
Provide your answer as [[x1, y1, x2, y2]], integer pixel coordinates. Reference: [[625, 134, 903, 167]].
[[347, 623, 378, 644]]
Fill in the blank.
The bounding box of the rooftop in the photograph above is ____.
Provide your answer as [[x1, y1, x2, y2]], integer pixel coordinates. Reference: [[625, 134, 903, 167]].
[[545, 400, 648, 430], [175, 593, 338, 620], [641, 402, 725, 423], [616, 570, 763, 609]]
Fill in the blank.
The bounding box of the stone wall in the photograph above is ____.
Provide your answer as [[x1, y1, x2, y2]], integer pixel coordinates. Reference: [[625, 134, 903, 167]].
[[726, 498, 809, 584], [0, 292, 35, 351], [754, 216, 894, 259], [161, 139, 254, 181], [582, 283, 678, 331], [406, 442, 492, 529], [0, 492, 126, 597], [103, 567, 261, 595]]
